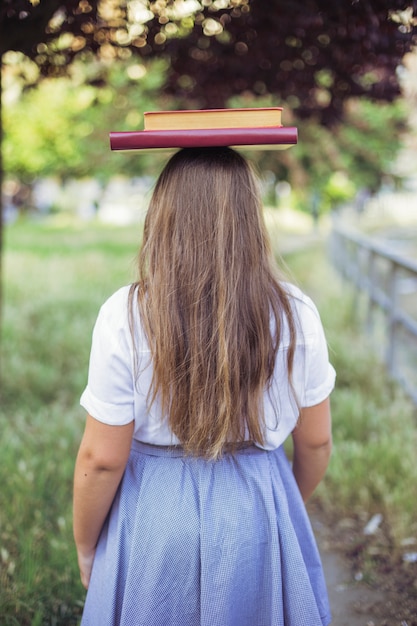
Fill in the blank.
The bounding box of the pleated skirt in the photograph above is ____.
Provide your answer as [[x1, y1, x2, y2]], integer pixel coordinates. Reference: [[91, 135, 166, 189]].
[[81, 440, 331, 626]]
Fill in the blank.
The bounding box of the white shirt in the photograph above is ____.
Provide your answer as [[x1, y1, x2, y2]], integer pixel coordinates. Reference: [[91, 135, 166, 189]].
[[80, 283, 336, 450]]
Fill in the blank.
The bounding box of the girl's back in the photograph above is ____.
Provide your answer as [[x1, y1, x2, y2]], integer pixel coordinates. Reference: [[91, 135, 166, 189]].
[[74, 147, 335, 626]]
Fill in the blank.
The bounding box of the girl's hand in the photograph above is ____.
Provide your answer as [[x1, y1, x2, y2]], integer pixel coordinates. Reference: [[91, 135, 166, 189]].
[[77, 547, 96, 589]]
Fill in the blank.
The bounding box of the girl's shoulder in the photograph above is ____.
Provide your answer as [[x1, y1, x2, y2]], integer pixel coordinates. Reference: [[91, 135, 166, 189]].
[[279, 282, 326, 343], [101, 284, 132, 308], [97, 285, 132, 325], [97, 284, 150, 349], [282, 282, 321, 319]]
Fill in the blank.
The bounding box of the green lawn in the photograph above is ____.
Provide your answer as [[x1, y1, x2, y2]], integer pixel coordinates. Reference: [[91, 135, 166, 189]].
[[1, 217, 416, 625]]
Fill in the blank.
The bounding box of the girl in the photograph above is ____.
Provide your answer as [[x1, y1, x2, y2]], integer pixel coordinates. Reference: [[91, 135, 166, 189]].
[[73, 147, 335, 626]]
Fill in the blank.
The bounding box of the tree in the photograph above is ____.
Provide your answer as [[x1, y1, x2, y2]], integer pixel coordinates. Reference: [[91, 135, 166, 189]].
[[0, 0, 98, 334], [153, 0, 417, 123], [1, 0, 417, 331], [3, 58, 169, 186], [278, 96, 408, 214]]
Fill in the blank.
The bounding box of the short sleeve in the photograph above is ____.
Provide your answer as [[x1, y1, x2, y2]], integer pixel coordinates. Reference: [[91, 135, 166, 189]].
[[80, 287, 135, 425], [301, 297, 336, 407]]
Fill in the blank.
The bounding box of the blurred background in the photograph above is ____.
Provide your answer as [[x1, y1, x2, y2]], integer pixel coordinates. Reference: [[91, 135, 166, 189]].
[[1, 2, 417, 624]]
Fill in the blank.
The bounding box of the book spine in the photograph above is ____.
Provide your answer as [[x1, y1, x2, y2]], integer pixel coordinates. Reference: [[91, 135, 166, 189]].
[[109, 127, 298, 151]]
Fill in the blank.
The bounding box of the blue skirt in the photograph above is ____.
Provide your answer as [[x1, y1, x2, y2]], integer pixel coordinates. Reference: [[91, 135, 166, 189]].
[[81, 441, 331, 626]]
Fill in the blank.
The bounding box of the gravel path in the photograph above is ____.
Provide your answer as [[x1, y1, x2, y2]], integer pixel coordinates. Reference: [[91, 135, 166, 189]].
[[312, 515, 385, 626]]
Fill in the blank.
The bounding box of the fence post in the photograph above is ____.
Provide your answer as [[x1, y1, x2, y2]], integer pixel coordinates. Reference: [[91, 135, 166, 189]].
[[329, 223, 417, 405], [366, 249, 376, 336], [386, 263, 399, 377]]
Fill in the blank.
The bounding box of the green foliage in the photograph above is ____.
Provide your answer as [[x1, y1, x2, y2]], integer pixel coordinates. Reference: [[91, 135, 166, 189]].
[[336, 98, 407, 191], [1, 220, 140, 624], [2, 0, 416, 125], [2, 219, 140, 409], [4, 79, 406, 213], [0, 403, 83, 625], [3, 58, 170, 183], [321, 171, 356, 210], [1, 220, 416, 622], [4, 79, 96, 180], [287, 245, 417, 542], [292, 97, 407, 213]]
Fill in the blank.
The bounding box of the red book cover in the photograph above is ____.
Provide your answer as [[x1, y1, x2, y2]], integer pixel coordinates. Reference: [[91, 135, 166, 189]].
[[109, 126, 298, 152]]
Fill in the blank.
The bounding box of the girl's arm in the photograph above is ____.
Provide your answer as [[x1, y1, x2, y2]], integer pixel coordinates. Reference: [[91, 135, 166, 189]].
[[291, 397, 332, 502], [73, 414, 134, 589]]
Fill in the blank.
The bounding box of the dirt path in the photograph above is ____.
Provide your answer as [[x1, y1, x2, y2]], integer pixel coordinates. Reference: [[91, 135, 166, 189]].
[[312, 515, 385, 626], [310, 510, 417, 626]]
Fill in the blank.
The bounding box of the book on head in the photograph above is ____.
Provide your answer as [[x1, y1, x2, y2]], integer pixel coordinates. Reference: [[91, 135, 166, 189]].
[[143, 107, 283, 131], [109, 108, 297, 152]]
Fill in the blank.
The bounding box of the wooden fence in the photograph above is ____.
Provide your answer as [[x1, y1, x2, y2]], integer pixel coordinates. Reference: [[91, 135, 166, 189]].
[[329, 222, 417, 404]]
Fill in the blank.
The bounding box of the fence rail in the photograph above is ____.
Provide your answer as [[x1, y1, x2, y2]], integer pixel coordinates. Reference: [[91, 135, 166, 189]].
[[329, 222, 417, 404]]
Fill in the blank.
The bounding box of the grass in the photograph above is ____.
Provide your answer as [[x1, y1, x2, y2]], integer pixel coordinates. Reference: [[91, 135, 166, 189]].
[[1, 216, 416, 624], [287, 244, 417, 526], [1, 219, 140, 625]]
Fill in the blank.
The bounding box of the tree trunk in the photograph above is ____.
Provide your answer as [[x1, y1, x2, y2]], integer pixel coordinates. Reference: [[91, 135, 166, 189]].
[[0, 57, 4, 385]]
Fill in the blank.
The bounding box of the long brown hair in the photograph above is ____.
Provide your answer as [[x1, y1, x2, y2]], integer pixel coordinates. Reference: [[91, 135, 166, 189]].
[[130, 147, 297, 459]]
